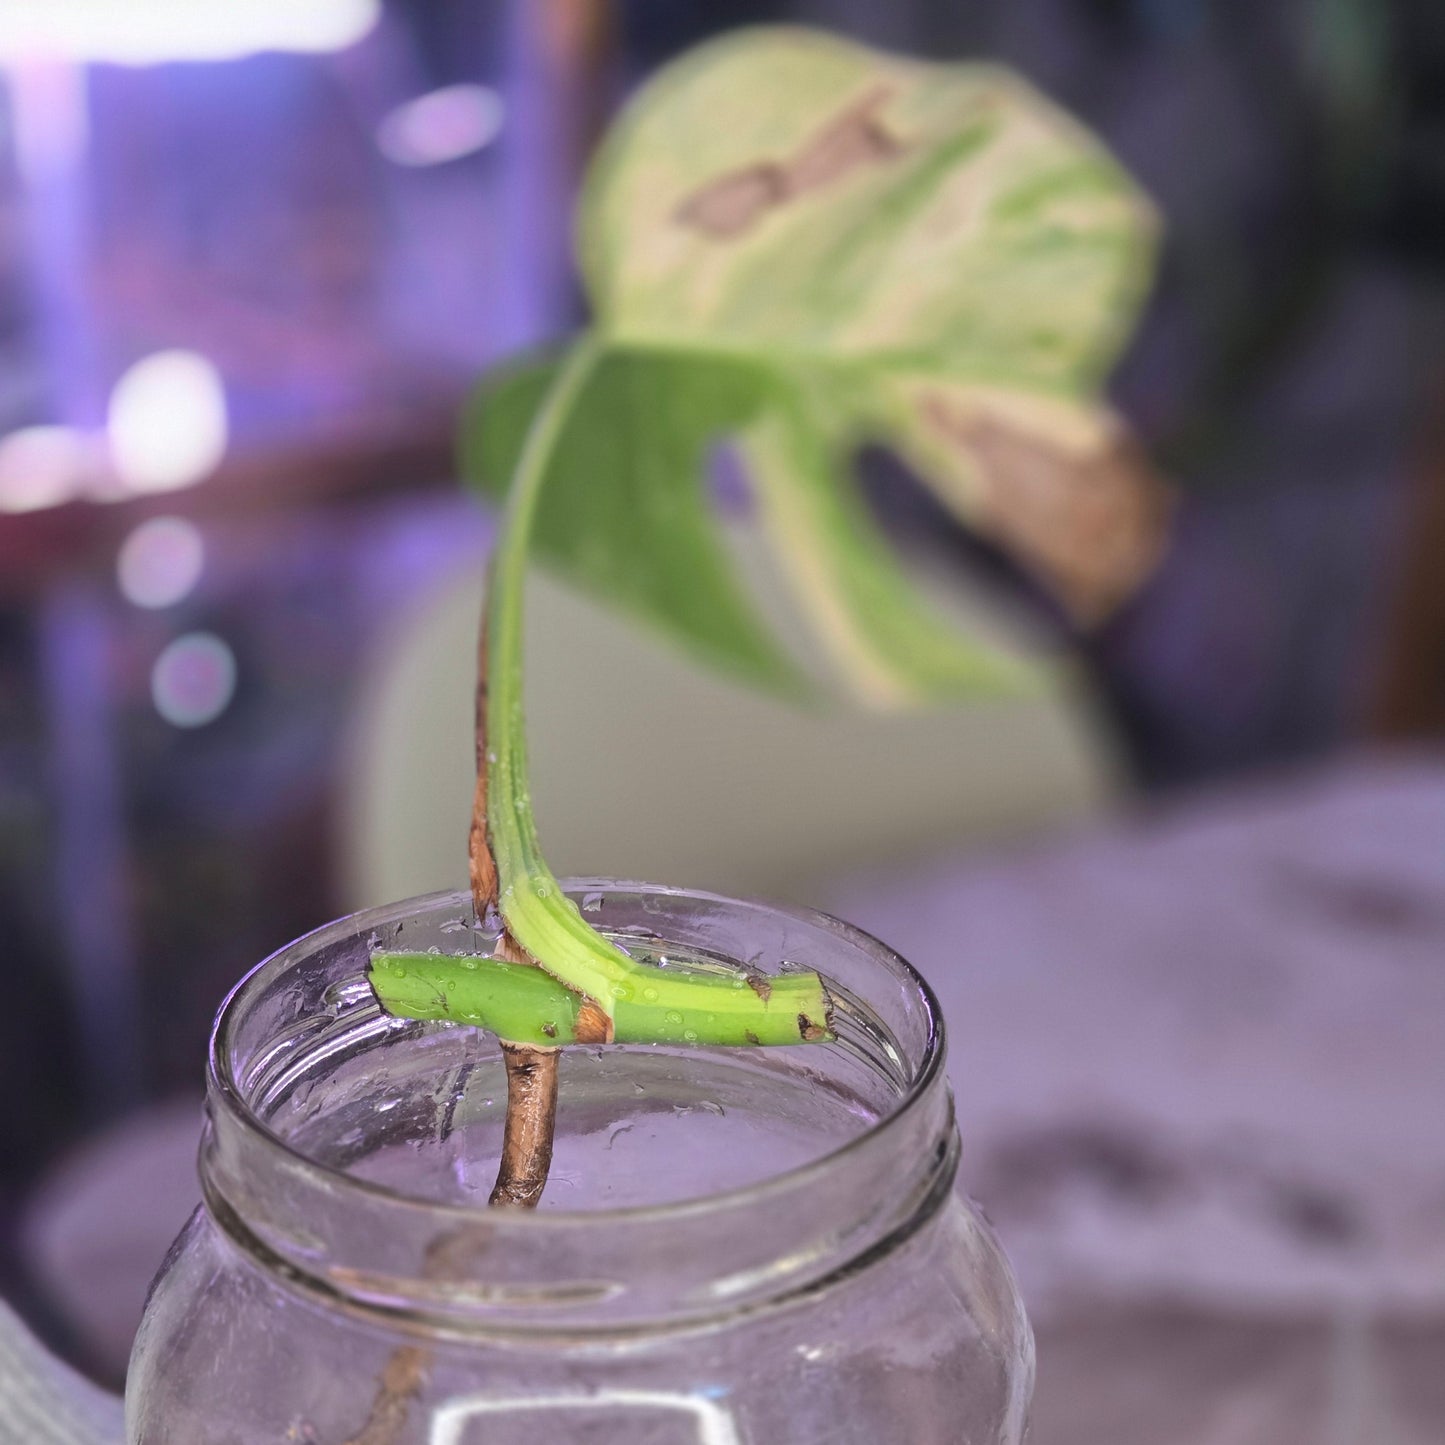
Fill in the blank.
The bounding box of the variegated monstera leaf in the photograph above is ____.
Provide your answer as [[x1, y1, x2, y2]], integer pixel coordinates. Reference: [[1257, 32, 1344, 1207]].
[[466, 26, 1166, 706]]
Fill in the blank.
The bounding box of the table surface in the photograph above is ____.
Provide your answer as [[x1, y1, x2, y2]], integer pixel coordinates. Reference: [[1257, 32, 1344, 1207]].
[[835, 748, 1445, 1319], [832, 748, 1445, 1444]]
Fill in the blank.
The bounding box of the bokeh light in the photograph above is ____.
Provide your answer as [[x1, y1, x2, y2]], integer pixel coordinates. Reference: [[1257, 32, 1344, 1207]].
[[116, 516, 205, 610], [0, 0, 379, 64], [0, 425, 90, 513], [150, 632, 236, 728], [108, 351, 227, 496], [376, 84, 505, 167]]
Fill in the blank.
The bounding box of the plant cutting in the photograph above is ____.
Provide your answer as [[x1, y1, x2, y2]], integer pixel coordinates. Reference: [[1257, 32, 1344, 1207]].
[[368, 24, 1161, 1207], [115, 24, 1164, 1445]]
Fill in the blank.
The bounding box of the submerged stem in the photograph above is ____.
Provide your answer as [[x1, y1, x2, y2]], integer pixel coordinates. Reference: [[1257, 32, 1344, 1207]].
[[479, 935, 560, 1209], [489, 1043, 560, 1208]]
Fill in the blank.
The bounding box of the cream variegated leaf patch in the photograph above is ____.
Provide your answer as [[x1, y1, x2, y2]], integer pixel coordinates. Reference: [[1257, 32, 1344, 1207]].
[[580, 27, 1155, 391]]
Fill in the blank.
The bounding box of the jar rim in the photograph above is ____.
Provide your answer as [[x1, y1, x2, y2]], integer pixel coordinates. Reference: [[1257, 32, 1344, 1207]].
[[208, 880, 948, 1230]]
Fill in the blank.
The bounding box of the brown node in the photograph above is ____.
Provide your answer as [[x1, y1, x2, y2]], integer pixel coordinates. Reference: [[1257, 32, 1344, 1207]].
[[492, 932, 534, 967], [574, 997, 615, 1044]]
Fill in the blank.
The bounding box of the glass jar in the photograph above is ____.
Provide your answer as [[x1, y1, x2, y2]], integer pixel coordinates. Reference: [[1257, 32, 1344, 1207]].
[[127, 883, 1034, 1443]]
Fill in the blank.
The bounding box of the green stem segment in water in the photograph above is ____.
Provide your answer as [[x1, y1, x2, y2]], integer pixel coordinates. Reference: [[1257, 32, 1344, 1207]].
[[369, 335, 833, 1048], [371, 950, 831, 1048]]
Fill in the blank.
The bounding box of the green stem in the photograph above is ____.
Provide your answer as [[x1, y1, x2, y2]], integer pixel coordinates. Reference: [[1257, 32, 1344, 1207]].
[[375, 332, 832, 1048], [371, 951, 831, 1048]]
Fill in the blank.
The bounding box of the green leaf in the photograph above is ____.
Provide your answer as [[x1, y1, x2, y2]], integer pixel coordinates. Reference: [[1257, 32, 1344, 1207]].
[[462, 348, 1041, 705], [462, 347, 800, 695], [578, 26, 1162, 634], [459, 26, 1160, 705]]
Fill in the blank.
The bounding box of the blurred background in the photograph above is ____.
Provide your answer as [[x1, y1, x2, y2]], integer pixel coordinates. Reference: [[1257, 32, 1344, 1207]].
[[0, 1, 1441, 1440]]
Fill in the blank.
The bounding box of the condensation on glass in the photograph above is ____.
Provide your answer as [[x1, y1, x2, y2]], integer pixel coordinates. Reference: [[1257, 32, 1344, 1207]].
[[127, 884, 1034, 1443]]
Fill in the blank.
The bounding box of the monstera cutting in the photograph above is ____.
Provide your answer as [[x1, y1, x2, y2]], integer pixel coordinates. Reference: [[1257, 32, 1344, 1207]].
[[369, 25, 1163, 1206]]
